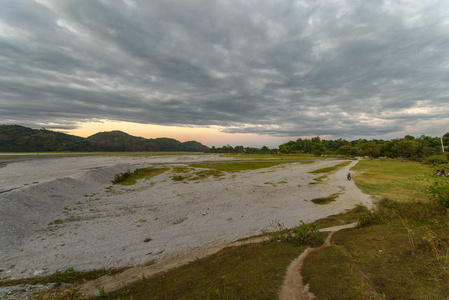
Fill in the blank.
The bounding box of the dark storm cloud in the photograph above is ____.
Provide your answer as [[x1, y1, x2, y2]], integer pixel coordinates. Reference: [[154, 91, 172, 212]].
[[1, 0, 449, 139]]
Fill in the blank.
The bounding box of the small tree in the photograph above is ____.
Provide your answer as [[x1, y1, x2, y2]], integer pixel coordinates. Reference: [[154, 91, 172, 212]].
[[337, 145, 352, 156], [312, 143, 325, 156], [360, 142, 380, 158]]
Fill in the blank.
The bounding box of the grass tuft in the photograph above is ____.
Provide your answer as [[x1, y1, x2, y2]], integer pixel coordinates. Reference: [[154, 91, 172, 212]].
[[310, 193, 340, 205], [112, 167, 169, 185]]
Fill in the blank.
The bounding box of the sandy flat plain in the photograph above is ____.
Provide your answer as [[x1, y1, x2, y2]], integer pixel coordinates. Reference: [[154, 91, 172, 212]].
[[0, 154, 371, 283]]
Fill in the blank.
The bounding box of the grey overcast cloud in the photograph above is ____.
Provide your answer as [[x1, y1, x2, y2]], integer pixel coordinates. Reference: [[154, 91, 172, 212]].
[[1, 0, 449, 142]]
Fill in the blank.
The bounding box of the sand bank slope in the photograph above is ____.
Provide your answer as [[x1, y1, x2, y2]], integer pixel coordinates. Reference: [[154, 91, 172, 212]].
[[0, 155, 371, 280]]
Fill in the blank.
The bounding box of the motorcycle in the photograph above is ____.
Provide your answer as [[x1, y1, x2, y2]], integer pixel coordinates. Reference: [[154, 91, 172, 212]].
[[347, 173, 351, 180]]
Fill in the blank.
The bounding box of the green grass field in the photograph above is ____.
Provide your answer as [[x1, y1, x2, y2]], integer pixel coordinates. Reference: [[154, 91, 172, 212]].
[[351, 159, 434, 202]]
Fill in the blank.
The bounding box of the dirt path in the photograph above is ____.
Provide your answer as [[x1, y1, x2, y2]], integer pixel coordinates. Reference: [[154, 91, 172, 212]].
[[279, 223, 358, 300], [278, 159, 372, 299]]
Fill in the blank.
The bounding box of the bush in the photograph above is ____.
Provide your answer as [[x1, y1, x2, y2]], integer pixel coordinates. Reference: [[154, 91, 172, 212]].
[[267, 221, 322, 246], [358, 198, 447, 227], [112, 170, 132, 184], [423, 154, 448, 165], [428, 178, 449, 208]]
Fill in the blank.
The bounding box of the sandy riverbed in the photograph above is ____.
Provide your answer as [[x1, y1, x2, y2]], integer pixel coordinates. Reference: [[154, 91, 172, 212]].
[[0, 154, 371, 281]]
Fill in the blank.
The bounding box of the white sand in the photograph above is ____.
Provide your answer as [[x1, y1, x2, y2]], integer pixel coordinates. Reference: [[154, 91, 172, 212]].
[[0, 154, 371, 280]]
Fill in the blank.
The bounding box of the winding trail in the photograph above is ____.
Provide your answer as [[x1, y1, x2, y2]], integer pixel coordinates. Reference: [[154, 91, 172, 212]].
[[279, 223, 358, 300], [278, 159, 373, 300]]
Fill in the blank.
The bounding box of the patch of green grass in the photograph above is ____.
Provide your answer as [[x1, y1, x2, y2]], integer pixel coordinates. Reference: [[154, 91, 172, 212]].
[[171, 166, 192, 173], [310, 193, 340, 205], [223, 153, 323, 161], [112, 167, 169, 185], [100, 243, 307, 299], [351, 160, 434, 202], [190, 161, 302, 173], [309, 175, 327, 184], [312, 205, 369, 228], [171, 175, 186, 182], [308, 161, 351, 174], [0, 267, 128, 287], [189, 169, 225, 181]]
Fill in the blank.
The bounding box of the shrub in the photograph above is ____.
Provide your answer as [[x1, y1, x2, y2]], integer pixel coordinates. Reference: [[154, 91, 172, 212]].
[[112, 170, 132, 184], [423, 154, 448, 165], [267, 221, 322, 246], [428, 178, 449, 208]]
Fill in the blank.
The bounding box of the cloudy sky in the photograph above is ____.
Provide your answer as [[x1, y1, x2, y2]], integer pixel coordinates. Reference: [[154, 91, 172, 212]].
[[1, 0, 449, 147]]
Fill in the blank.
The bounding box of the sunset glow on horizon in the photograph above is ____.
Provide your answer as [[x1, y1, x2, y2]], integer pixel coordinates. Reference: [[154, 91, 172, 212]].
[[64, 121, 291, 148]]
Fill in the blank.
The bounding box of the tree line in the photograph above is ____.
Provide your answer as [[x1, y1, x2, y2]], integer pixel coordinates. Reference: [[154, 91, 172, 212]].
[[208, 133, 449, 164], [278, 133, 449, 163]]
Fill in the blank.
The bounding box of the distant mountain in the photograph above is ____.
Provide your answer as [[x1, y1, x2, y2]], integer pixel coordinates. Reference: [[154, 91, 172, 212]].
[[0, 125, 209, 152], [0, 125, 92, 152]]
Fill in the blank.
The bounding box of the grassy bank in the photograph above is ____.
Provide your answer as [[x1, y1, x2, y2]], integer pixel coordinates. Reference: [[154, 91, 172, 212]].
[[351, 159, 434, 202], [302, 159, 449, 299], [100, 243, 308, 299]]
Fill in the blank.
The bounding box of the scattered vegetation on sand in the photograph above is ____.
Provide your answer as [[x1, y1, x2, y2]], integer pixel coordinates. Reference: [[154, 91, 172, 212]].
[[309, 175, 328, 185], [308, 161, 351, 174], [223, 153, 325, 161], [310, 193, 340, 205], [112, 167, 169, 185], [170, 175, 186, 182], [169, 166, 225, 182], [189, 161, 293, 172]]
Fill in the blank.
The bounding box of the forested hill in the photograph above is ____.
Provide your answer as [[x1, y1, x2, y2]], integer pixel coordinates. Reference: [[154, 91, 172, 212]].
[[0, 125, 209, 152]]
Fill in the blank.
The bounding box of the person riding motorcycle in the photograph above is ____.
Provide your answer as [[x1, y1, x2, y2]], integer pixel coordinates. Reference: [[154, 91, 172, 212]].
[[347, 173, 351, 180]]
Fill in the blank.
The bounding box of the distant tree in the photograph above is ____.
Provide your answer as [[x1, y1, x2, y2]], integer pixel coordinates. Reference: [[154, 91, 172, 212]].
[[392, 139, 418, 158], [312, 143, 325, 156], [360, 141, 380, 158], [279, 144, 292, 154], [337, 145, 352, 156], [234, 145, 244, 153]]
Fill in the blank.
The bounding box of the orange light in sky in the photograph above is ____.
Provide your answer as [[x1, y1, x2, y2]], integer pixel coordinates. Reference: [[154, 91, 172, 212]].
[[64, 120, 289, 148]]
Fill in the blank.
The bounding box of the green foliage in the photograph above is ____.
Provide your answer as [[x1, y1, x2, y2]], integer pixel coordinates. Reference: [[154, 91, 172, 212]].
[[310, 193, 339, 205], [279, 133, 449, 160], [358, 198, 447, 227], [112, 169, 132, 184], [308, 161, 351, 174], [423, 154, 448, 164], [112, 167, 169, 185], [337, 144, 352, 156], [171, 175, 185, 181], [266, 221, 323, 246], [428, 177, 449, 208], [190, 161, 291, 172]]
